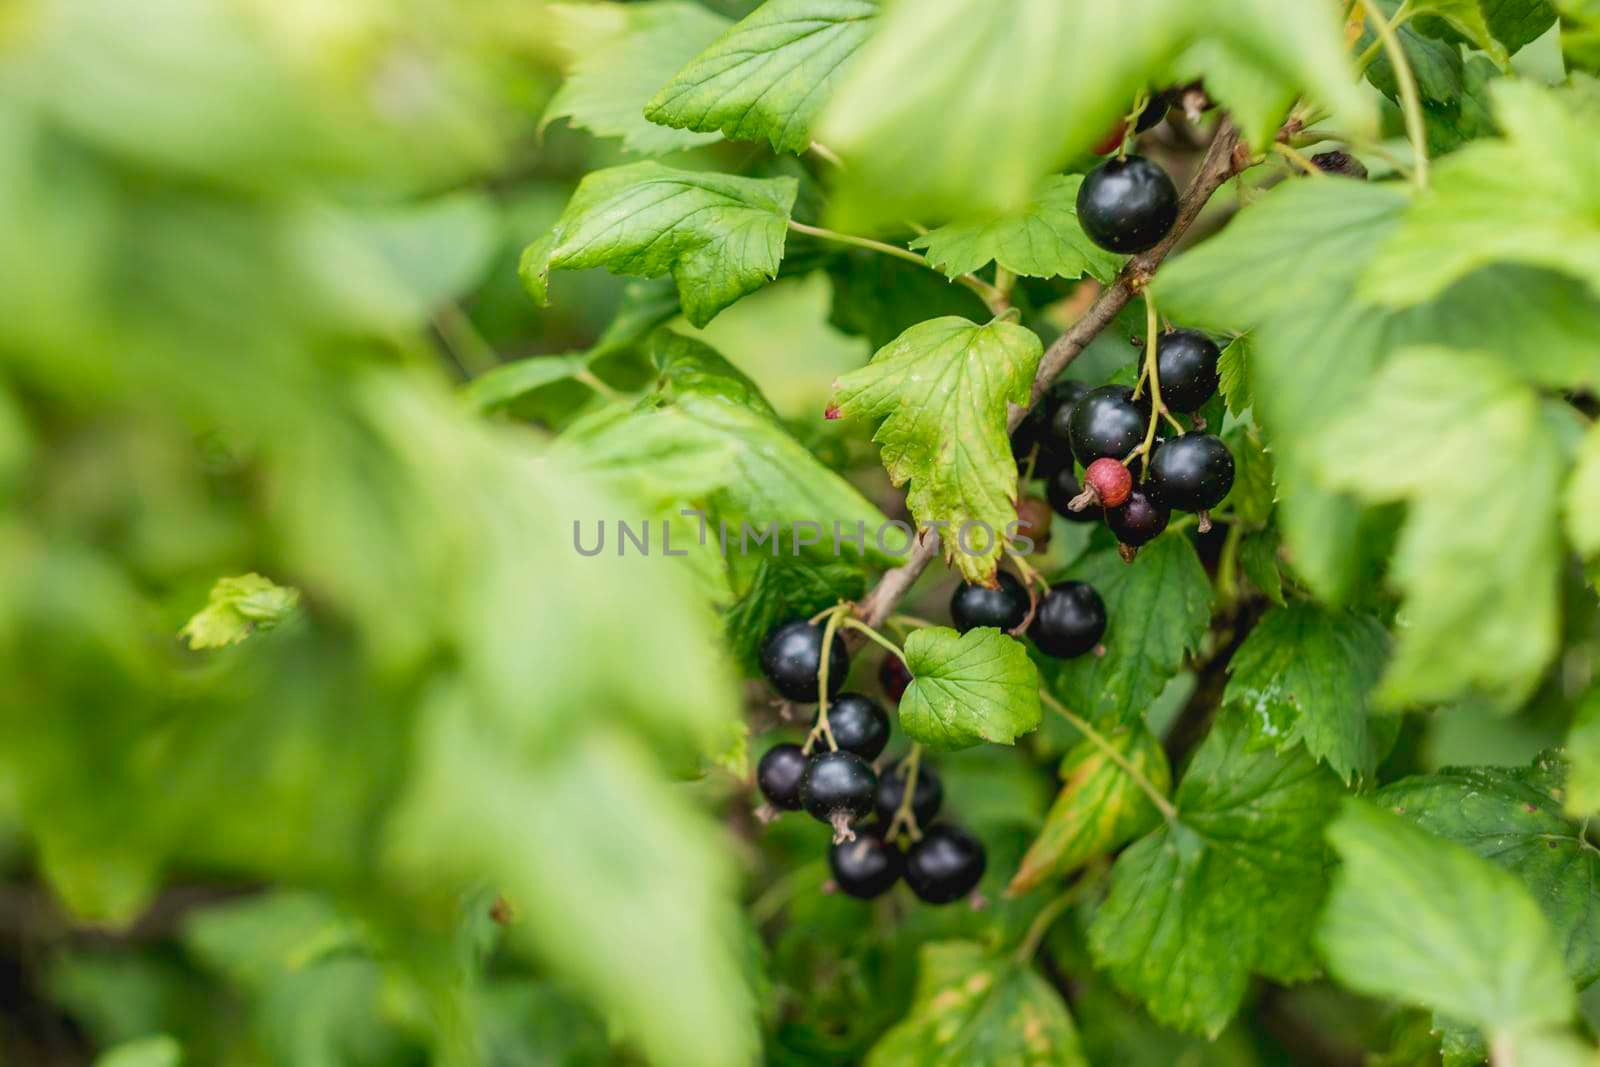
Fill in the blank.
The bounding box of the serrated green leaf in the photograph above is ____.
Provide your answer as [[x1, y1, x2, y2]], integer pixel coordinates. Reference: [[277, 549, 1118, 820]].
[[1215, 335, 1252, 418], [1410, 0, 1511, 66], [645, 0, 880, 154], [1457, 0, 1559, 53], [830, 316, 1042, 583], [900, 626, 1042, 750], [1359, 0, 1467, 106], [651, 329, 779, 419], [1239, 527, 1286, 606], [522, 162, 796, 327], [543, 2, 732, 155], [1224, 604, 1390, 784], [1046, 534, 1213, 727], [909, 175, 1123, 283], [815, 0, 1369, 228], [825, 249, 993, 351], [865, 941, 1087, 1067], [1318, 800, 1576, 1037], [1010, 722, 1170, 894], [723, 557, 866, 674], [1567, 689, 1600, 818], [1570, 424, 1600, 560], [1314, 347, 1565, 707], [463, 353, 590, 414], [1089, 711, 1345, 1037], [1377, 754, 1600, 987], [179, 573, 300, 650], [553, 404, 740, 512], [1363, 82, 1600, 308]]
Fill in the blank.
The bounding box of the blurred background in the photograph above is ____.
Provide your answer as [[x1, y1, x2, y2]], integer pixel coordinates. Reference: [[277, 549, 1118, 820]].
[[0, 1, 1594, 1065]]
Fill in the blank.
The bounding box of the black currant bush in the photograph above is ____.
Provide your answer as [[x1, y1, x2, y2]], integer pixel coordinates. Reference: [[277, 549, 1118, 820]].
[[6, 1, 1600, 1065]]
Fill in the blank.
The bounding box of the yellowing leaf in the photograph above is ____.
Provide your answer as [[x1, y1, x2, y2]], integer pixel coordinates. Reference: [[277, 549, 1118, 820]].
[[180, 573, 301, 650]]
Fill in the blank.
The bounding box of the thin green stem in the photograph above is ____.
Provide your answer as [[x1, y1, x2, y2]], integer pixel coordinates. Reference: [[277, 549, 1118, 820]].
[[1038, 688, 1178, 822], [1358, 0, 1428, 189], [887, 613, 938, 631], [1014, 886, 1079, 963], [1273, 141, 1324, 178], [1353, 0, 1414, 74], [807, 141, 845, 169], [837, 616, 908, 665], [1131, 294, 1167, 480], [434, 304, 500, 377], [1217, 521, 1243, 609], [572, 368, 621, 401], [786, 220, 1005, 312], [805, 608, 846, 754], [886, 744, 925, 843]]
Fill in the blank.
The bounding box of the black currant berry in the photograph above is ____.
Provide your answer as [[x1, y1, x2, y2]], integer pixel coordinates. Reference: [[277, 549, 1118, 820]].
[[1146, 433, 1235, 512], [760, 620, 849, 703], [1155, 329, 1221, 414], [1060, 385, 1147, 467], [817, 693, 890, 761], [950, 571, 1029, 633], [1045, 468, 1102, 523], [829, 829, 903, 899], [904, 824, 986, 905], [879, 654, 912, 703], [801, 750, 877, 836], [1106, 488, 1171, 548], [1134, 95, 1170, 132], [1030, 581, 1107, 659], [756, 743, 808, 811], [1076, 155, 1179, 254], [876, 760, 943, 825], [1311, 150, 1368, 180], [1012, 379, 1084, 480]]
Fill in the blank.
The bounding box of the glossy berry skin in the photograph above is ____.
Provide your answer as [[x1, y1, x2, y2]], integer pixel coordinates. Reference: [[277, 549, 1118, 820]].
[[904, 825, 986, 905], [1083, 457, 1133, 508], [829, 830, 903, 899], [817, 693, 890, 761], [1012, 379, 1085, 479], [1106, 488, 1171, 547], [1076, 155, 1179, 254], [1045, 468, 1102, 523], [757, 743, 808, 810], [1312, 150, 1368, 180], [950, 570, 1029, 634], [879, 654, 912, 703], [1134, 95, 1170, 132], [1030, 581, 1107, 659], [760, 620, 849, 703], [876, 760, 943, 825], [1147, 433, 1235, 512], [801, 750, 877, 825], [1155, 330, 1221, 413], [1060, 385, 1147, 467]]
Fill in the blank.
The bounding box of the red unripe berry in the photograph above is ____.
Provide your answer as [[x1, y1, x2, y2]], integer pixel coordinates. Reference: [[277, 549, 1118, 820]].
[[1084, 458, 1132, 508]]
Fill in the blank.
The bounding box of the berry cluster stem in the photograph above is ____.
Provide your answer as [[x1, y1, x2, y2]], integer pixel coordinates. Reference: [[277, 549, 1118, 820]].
[[805, 607, 847, 754], [886, 743, 926, 843], [1131, 293, 1168, 480]]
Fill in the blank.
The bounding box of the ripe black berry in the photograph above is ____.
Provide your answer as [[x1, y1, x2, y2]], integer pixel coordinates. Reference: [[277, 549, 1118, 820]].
[[1311, 150, 1368, 180], [756, 743, 808, 810], [1011, 379, 1084, 480], [760, 620, 849, 703], [817, 693, 890, 761], [1045, 468, 1102, 523], [876, 760, 943, 825], [950, 571, 1028, 633], [879, 654, 912, 703], [1146, 433, 1235, 512], [904, 825, 986, 904], [1135, 95, 1170, 132], [1106, 488, 1170, 547], [1060, 385, 1147, 467], [1030, 581, 1107, 659], [1076, 155, 1179, 254], [1155, 330, 1221, 414], [801, 751, 877, 836], [829, 830, 903, 899]]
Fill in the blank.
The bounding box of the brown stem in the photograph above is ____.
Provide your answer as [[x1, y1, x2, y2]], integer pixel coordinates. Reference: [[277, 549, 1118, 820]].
[[856, 122, 1246, 631]]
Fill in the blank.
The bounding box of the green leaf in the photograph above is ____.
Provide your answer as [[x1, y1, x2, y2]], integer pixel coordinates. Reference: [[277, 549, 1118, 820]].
[[179, 573, 301, 650], [1318, 800, 1576, 1037], [815, 0, 1370, 228], [1377, 754, 1600, 986], [1047, 534, 1213, 727], [1214, 335, 1252, 418], [1359, 0, 1467, 106], [1570, 424, 1600, 560], [1362, 82, 1600, 309], [645, 0, 881, 154], [909, 175, 1123, 283], [1567, 689, 1600, 818], [1410, 0, 1511, 67], [1239, 527, 1285, 606], [95, 1036, 182, 1067], [1089, 711, 1345, 1037], [522, 162, 797, 327], [543, 2, 732, 155], [1446, 0, 1559, 53], [830, 316, 1042, 583], [554, 404, 739, 513], [463, 353, 589, 414], [652, 328, 779, 419], [1223, 603, 1391, 784], [723, 557, 866, 673], [826, 249, 993, 351], [900, 626, 1043, 750], [864, 941, 1087, 1067], [1009, 722, 1170, 894], [1314, 347, 1565, 707]]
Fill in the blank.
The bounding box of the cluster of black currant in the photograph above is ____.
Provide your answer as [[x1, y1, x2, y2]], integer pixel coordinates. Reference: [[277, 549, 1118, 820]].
[[754, 620, 986, 905]]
